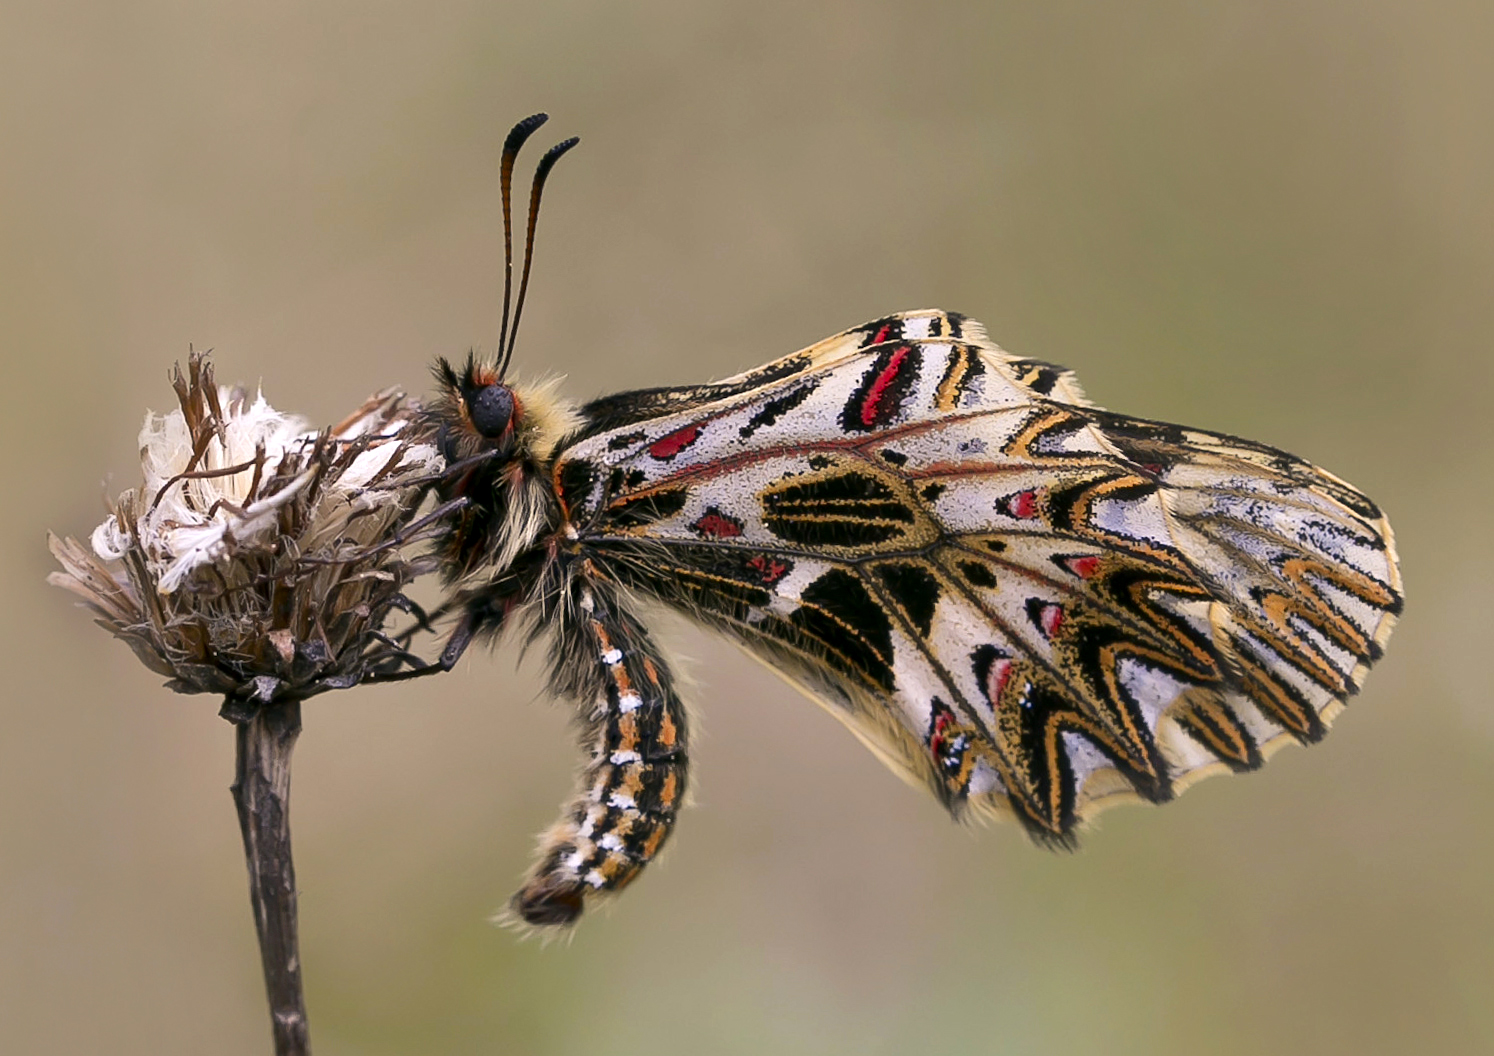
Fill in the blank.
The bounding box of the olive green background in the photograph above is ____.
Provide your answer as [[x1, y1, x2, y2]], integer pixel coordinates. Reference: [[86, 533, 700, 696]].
[[5, 2, 1491, 1054]]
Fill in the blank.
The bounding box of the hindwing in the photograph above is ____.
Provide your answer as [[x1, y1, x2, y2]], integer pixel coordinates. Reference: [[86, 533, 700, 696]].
[[551, 310, 1401, 840]]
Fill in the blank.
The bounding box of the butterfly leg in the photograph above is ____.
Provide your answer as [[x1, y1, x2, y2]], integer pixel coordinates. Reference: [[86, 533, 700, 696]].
[[513, 575, 688, 926], [356, 605, 482, 686]]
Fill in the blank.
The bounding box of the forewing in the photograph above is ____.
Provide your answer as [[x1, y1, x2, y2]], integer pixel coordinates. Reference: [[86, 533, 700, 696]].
[[554, 311, 1401, 840]]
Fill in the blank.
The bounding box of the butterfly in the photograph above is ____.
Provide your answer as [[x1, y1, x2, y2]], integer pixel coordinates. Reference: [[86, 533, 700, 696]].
[[404, 115, 1402, 927]]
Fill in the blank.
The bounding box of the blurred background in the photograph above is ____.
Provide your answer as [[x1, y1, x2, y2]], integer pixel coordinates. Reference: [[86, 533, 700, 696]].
[[4, 2, 1491, 1053]]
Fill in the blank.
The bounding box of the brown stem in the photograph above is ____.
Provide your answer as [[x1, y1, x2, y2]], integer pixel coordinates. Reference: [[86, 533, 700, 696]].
[[230, 700, 311, 1056]]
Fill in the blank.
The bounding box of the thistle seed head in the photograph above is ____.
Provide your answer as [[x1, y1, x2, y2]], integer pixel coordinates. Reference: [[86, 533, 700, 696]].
[[49, 351, 444, 711]]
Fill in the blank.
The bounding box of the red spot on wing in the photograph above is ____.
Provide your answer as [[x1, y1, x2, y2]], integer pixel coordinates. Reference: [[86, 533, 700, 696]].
[[860, 345, 911, 427], [930, 709, 955, 758], [648, 423, 702, 460], [1065, 555, 1102, 579], [998, 489, 1041, 519], [985, 658, 1014, 703], [746, 554, 791, 586], [870, 323, 893, 345], [1037, 602, 1065, 639], [691, 509, 744, 539]]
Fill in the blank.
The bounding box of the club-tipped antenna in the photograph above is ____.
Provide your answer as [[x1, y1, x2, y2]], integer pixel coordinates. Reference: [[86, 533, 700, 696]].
[[498, 134, 580, 379], [496, 113, 550, 369]]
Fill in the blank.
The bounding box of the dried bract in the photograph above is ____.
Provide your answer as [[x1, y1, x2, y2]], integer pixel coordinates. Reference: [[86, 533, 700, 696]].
[[49, 352, 444, 710]]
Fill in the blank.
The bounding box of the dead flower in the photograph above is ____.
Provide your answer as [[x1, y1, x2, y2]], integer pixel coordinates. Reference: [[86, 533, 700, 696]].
[[48, 350, 444, 713]]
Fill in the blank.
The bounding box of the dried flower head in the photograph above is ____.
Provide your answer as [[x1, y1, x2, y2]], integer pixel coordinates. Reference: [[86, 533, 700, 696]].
[[49, 351, 444, 712]]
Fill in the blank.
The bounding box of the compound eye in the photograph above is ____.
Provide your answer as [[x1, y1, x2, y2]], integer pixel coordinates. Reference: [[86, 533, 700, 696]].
[[468, 383, 516, 438]]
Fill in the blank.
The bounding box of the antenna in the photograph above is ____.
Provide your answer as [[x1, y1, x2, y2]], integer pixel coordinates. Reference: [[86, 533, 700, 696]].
[[499, 134, 580, 378], [495, 113, 551, 368]]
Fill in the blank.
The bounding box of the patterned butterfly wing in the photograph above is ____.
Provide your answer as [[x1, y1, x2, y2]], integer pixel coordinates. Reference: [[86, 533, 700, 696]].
[[553, 310, 1401, 841]]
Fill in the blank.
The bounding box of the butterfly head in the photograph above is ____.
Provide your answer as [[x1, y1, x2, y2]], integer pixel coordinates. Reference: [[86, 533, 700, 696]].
[[427, 114, 581, 462], [422, 114, 584, 579], [425, 350, 580, 580], [435, 353, 523, 453]]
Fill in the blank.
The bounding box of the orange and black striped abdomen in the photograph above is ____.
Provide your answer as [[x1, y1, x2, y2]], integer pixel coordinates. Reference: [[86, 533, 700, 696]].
[[514, 575, 688, 926]]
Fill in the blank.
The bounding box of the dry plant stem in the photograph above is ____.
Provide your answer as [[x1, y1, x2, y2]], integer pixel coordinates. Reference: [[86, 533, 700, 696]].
[[231, 700, 311, 1056]]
